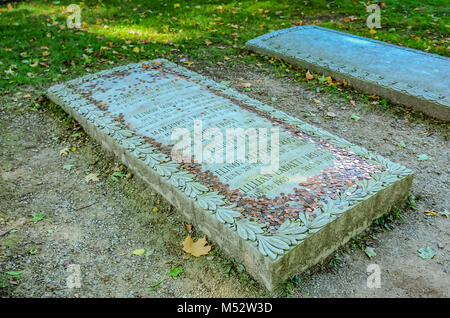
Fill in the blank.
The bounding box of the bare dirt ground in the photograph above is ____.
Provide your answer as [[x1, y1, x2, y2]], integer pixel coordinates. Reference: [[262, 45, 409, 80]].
[[0, 60, 449, 298]]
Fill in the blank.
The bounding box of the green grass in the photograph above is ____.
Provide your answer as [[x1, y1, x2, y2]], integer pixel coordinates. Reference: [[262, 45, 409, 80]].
[[0, 0, 448, 92]]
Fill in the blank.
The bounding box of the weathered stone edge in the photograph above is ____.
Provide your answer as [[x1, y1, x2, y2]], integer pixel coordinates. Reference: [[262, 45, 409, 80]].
[[245, 25, 450, 120], [46, 59, 413, 263]]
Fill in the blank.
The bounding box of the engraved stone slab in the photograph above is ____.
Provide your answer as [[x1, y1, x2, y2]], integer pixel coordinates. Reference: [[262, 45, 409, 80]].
[[47, 59, 413, 291], [246, 25, 450, 120]]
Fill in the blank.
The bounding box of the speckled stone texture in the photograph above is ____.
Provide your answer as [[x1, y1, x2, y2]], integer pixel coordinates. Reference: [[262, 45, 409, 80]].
[[246, 25, 450, 121], [46, 59, 413, 292]]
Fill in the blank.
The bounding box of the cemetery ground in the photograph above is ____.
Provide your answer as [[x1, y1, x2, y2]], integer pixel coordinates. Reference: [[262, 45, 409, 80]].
[[0, 0, 449, 297]]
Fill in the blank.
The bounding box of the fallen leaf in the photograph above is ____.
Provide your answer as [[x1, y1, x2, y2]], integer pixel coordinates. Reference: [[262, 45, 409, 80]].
[[152, 207, 159, 212], [369, 29, 377, 34], [418, 246, 436, 259], [184, 223, 192, 234], [59, 147, 70, 156], [313, 98, 321, 104], [132, 249, 146, 256], [417, 154, 429, 161], [84, 173, 99, 182], [305, 70, 314, 80], [423, 210, 438, 216], [147, 280, 163, 291], [32, 212, 45, 223], [365, 247, 376, 259], [63, 164, 74, 171], [241, 82, 251, 88], [351, 114, 361, 121], [168, 266, 183, 278], [182, 234, 211, 257]]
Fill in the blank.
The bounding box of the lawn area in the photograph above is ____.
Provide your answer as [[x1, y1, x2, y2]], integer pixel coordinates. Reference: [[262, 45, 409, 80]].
[[0, 0, 448, 92]]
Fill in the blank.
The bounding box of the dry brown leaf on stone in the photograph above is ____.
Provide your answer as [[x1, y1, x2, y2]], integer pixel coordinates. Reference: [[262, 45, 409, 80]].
[[182, 234, 211, 257], [241, 82, 252, 88]]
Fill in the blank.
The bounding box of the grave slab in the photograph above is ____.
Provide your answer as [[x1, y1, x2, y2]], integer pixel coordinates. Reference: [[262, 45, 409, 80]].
[[47, 59, 413, 292], [246, 25, 450, 120]]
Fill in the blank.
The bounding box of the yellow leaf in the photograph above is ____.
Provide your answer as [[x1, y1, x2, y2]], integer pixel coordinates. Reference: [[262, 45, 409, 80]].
[[59, 147, 70, 156], [305, 70, 314, 80], [174, 3, 180, 8], [313, 98, 321, 104], [182, 234, 211, 257], [133, 46, 140, 53], [369, 29, 377, 34], [184, 223, 192, 234], [423, 210, 438, 216], [132, 249, 145, 256], [152, 207, 159, 212], [71, 146, 76, 152]]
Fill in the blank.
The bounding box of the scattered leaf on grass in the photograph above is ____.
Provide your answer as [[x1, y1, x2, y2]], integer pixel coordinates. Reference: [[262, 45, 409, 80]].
[[397, 141, 406, 149], [423, 210, 438, 216], [351, 114, 361, 121], [417, 154, 429, 161], [167, 266, 183, 278], [63, 164, 74, 171], [152, 207, 159, 213], [182, 234, 211, 257], [132, 249, 146, 256], [365, 247, 376, 259], [305, 70, 314, 80], [418, 246, 436, 259]]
